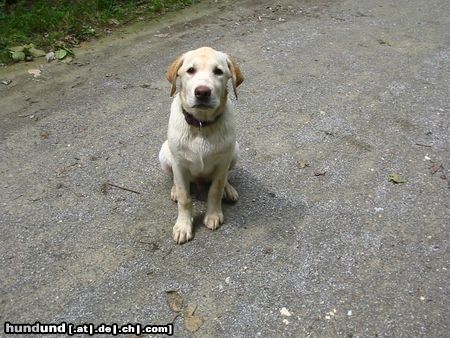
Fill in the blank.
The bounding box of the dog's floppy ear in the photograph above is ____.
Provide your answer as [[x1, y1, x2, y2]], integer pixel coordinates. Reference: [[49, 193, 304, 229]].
[[166, 55, 184, 97], [227, 56, 244, 99]]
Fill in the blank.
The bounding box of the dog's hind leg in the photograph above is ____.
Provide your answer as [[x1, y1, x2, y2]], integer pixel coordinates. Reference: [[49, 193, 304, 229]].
[[229, 141, 239, 171], [159, 141, 178, 201], [223, 141, 239, 202], [223, 180, 239, 202], [159, 140, 173, 174]]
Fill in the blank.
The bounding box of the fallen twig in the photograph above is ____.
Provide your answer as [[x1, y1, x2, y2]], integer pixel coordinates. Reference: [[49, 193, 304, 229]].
[[415, 143, 432, 148], [163, 247, 173, 260], [107, 182, 141, 194], [171, 313, 181, 324], [17, 113, 35, 118], [429, 163, 444, 175]]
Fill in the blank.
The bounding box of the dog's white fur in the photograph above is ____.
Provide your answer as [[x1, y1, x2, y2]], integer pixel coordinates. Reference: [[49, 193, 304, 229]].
[[159, 47, 244, 244]]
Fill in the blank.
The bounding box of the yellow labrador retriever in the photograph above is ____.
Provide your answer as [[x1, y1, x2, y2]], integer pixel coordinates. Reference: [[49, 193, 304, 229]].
[[159, 47, 244, 244]]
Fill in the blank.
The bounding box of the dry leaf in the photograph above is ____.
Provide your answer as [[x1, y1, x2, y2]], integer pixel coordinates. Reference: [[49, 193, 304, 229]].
[[184, 315, 203, 332], [388, 173, 406, 184], [297, 159, 310, 169], [377, 38, 391, 46], [429, 163, 443, 175], [28, 69, 41, 78], [165, 291, 183, 312], [185, 303, 197, 317], [63, 56, 73, 64], [108, 18, 120, 26]]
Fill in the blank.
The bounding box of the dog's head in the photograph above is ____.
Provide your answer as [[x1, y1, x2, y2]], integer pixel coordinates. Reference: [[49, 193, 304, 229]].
[[166, 47, 244, 117]]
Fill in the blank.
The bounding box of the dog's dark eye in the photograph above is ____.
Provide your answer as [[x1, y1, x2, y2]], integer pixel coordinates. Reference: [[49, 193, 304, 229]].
[[187, 67, 196, 74], [213, 67, 223, 76]]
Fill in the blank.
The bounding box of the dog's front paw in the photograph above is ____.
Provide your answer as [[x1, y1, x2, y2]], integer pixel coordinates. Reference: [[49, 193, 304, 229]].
[[173, 220, 193, 244], [204, 211, 224, 230]]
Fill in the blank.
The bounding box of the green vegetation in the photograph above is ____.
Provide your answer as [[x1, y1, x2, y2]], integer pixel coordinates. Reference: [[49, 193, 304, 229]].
[[0, 0, 198, 64]]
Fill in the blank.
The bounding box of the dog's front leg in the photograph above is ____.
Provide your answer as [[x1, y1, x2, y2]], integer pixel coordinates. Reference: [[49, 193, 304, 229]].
[[172, 164, 193, 244], [204, 167, 228, 230]]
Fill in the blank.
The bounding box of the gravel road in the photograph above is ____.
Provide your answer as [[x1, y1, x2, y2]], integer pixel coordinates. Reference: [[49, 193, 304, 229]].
[[1, 0, 449, 336]]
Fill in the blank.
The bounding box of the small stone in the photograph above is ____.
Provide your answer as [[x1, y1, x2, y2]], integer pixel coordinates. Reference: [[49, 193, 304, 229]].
[[280, 307, 292, 316], [46, 52, 55, 62]]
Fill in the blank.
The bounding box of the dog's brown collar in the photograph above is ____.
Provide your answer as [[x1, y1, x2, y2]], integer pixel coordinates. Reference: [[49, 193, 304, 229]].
[[182, 108, 222, 128]]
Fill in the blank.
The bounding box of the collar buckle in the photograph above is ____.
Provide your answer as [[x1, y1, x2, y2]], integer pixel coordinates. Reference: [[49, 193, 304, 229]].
[[182, 108, 220, 128]]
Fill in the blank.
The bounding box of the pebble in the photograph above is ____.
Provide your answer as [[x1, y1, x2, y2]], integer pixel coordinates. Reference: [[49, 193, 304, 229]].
[[280, 307, 292, 316]]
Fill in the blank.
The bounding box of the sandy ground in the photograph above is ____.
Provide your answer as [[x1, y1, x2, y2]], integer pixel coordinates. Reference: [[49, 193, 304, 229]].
[[1, 0, 449, 336]]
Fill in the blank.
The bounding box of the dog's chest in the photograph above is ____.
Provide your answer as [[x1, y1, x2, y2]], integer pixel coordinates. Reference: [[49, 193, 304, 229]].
[[177, 133, 232, 177]]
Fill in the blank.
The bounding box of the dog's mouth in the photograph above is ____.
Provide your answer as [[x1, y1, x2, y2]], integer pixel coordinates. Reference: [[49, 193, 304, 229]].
[[192, 103, 215, 109]]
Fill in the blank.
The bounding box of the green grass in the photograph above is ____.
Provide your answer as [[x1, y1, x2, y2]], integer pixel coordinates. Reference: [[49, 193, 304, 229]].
[[0, 0, 198, 64]]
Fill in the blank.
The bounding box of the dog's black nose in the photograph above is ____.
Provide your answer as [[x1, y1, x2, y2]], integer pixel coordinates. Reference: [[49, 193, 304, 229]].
[[195, 86, 211, 100]]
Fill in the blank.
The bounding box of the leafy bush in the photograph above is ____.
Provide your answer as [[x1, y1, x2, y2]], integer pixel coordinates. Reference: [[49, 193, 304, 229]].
[[0, 0, 198, 64]]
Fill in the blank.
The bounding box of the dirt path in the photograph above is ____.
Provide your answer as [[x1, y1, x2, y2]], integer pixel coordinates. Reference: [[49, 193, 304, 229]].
[[1, 0, 449, 336]]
